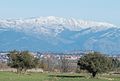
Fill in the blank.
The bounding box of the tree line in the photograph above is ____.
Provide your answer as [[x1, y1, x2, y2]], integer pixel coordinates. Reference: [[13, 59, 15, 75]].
[[4, 50, 120, 77]]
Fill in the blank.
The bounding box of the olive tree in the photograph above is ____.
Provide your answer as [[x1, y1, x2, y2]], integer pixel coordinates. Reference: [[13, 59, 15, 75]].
[[77, 52, 113, 77], [7, 50, 39, 73]]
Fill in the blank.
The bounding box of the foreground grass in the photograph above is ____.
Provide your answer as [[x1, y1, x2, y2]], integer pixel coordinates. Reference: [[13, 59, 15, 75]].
[[0, 71, 120, 81]]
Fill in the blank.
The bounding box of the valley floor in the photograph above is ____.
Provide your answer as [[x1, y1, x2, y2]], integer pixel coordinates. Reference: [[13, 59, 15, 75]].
[[0, 72, 120, 81]]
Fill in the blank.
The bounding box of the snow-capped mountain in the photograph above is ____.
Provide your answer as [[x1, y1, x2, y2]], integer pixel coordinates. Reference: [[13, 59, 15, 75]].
[[0, 16, 120, 55]]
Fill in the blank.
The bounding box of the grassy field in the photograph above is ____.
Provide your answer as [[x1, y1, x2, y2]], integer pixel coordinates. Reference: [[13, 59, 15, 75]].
[[0, 72, 120, 81]]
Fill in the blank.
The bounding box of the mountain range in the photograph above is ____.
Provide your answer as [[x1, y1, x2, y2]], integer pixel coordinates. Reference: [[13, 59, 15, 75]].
[[0, 16, 120, 55]]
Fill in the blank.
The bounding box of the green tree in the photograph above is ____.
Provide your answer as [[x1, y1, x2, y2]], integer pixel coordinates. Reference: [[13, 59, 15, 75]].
[[112, 58, 120, 68], [112, 58, 120, 72], [7, 50, 39, 73], [77, 52, 113, 77]]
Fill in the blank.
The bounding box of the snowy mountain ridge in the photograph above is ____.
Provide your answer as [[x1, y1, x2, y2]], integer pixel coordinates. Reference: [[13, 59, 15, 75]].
[[0, 16, 119, 54], [0, 16, 116, 30]]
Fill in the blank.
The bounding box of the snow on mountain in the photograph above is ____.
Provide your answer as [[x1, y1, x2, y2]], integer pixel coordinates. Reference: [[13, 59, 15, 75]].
[[0, 16, 119, 54], [0, 16, 116, 37]]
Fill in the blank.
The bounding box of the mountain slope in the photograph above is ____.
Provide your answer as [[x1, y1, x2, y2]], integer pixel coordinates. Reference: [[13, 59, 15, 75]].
[[0, 16, 119, 54]]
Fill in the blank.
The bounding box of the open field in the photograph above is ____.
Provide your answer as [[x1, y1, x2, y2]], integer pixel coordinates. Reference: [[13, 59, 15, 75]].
[[0, 72, 120, 81]]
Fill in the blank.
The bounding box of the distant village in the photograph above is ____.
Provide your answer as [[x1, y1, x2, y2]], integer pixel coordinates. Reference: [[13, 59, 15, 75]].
[[0, 50, 120, 63], [0, 51, 82, 63]]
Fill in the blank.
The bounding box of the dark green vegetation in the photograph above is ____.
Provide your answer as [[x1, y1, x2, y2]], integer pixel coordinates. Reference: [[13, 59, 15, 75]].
[[0, 72, 120, 81], [4, 50, 120, 81], [77, 52, 114, 77], [7, 50, 39, 73]]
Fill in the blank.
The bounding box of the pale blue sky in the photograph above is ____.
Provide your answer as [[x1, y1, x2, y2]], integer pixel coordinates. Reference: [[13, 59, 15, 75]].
[[0, 0, 120, 25]]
